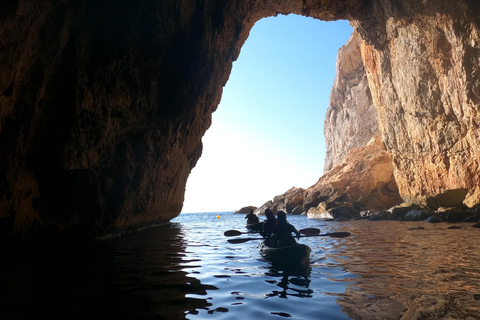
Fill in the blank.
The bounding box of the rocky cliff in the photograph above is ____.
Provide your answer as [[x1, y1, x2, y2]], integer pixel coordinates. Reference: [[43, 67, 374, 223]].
[[1, 0, 480, 243], [324, 30, 378, 173], [353, 0, 480, 204], [256, 135, 402, 219]]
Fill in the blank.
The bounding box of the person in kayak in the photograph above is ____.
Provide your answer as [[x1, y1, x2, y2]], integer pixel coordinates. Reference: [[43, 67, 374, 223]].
[[245, 209, 260, 224], [261, 208, 277, 238], [270, 211, 301, 247]]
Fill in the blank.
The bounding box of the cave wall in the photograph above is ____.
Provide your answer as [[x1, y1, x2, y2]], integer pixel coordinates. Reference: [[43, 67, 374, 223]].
[[0, 0, 358, 241], [0, 0, 244, 239], [0, 0, 479, 241], [352, 0, 480, 202]]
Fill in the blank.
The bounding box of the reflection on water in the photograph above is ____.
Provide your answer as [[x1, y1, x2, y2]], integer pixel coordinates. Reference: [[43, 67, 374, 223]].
[[264, 270, 313, 299], [2, 213, 480, 319], [330, 220, 480, 319], [0, 223, 216, 319]]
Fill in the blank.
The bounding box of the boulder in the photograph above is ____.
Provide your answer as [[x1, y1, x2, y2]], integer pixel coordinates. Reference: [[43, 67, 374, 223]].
[[307, 201, 360, 221], [304, 135, 403, 214], [368, 210, 393, 221], [255, 187, 305, 215], [307, 207, 333, 220], [426, 189, 469, 210], [255, 201, 274, 216], [390, 204, 423, 220], [327, 204, 360, 221], [291, 205, 305, 215], [425, 216, 443, 223], [402, 209, 431, 221], [435, 207, 470, 223], [236, 206, 257, 214], [464, 187, 480, 208]]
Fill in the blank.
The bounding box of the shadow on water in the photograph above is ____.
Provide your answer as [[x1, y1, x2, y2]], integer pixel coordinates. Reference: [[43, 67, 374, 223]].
[[8, 213, 480, 319], [0, 223, 216, 319], [264, 262, 313, 300]]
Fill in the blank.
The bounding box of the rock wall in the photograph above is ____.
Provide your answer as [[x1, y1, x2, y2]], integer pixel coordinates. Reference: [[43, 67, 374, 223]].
[[324, 30, 379, 173], [352, 0, 480, 203], [306, 135, 402, 217], [257, 135, 402, 218], [1, 0, 479, 242], [0, 0, 244, 240], [0, 0, 359, 241]]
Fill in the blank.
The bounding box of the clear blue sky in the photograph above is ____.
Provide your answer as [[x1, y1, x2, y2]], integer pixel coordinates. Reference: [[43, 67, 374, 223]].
[[181, 15, 353, 213]]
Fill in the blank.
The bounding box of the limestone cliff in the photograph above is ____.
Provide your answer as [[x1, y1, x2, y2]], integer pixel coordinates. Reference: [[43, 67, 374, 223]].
[[305, 135, 402, 218], [324, 30, 378, 173], [352, 0, 480, 204], [1, 0, 480, 242]]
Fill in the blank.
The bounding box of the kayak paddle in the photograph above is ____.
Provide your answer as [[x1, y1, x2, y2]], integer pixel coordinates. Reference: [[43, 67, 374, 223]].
[[224, 227, 321, 237], [227, 232, 351, 244]]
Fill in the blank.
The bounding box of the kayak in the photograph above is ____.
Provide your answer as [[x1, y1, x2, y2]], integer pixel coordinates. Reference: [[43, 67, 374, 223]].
[[259, 240, 311, 266], [246, 222, 264, 232]]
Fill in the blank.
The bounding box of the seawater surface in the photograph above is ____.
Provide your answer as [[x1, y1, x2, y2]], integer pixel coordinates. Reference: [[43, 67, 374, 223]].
[[2, 212, 480, 319]]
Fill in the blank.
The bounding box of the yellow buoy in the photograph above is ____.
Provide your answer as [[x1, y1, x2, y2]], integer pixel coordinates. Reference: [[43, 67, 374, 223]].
[[216, 215, 221, 219]]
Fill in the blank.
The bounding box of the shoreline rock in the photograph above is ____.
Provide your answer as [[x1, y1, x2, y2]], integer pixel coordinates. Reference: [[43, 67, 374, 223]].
[[252, 189, 480, 227], [236, 206, 257, 214]]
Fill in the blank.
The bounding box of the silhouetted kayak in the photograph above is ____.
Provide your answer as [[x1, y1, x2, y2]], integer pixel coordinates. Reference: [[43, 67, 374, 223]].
[[246, 222, 264, 232], [259, 240, 311, 266]]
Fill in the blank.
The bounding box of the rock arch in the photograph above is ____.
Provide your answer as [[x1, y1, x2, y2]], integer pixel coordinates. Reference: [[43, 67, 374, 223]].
[[0, 0, 479, 241]]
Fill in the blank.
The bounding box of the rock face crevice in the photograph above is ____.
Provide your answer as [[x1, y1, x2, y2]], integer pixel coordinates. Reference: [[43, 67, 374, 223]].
[[324, 30, 378, 173], [1, 0, 479, 242]]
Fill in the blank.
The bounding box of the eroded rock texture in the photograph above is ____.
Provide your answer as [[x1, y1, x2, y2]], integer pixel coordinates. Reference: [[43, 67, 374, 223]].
[[0, 0, 479, 242], [324, 30, 378, 173], [353, 0, 480, 203], [256, 136, 402, 218]]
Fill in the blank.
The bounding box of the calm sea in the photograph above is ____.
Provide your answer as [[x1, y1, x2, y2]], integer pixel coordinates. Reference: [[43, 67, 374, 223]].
[[2, 212, 480, 319]]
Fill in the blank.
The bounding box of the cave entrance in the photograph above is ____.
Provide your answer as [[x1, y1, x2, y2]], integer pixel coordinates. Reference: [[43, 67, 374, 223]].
[[181, 15, 353, 213]]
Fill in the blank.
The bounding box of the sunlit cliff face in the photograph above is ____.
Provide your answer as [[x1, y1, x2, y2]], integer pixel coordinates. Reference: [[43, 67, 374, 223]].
[[0, 0, 479, 242]]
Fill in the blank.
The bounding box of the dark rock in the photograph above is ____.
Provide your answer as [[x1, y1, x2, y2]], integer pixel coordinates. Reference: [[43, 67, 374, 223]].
[[425, 216, 443, 223], [402, 209, 433, 221], [462, 213, 480, 222], [255, 201, 274, 216], [368, 210, 392, 221], [462, 204, 480, 221], [462, 205, 480, 222], [407, 226, 425, 230], [468, 203, 480, 215], [285, 188, 305, 213], [390, 204, 422, 220], [237, 206, 257, 214], [436, 207, 470, 222], [327, 205, 360, 221], [307, 201, 360, 220], [426, 189, 469, 210], [257, 187, 306, 215], [291, 205, 304, 215], [359, 210, 377, 219]]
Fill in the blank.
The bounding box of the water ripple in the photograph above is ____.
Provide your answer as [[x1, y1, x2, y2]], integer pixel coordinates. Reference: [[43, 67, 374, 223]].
[[3, 213, 480, 319]]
